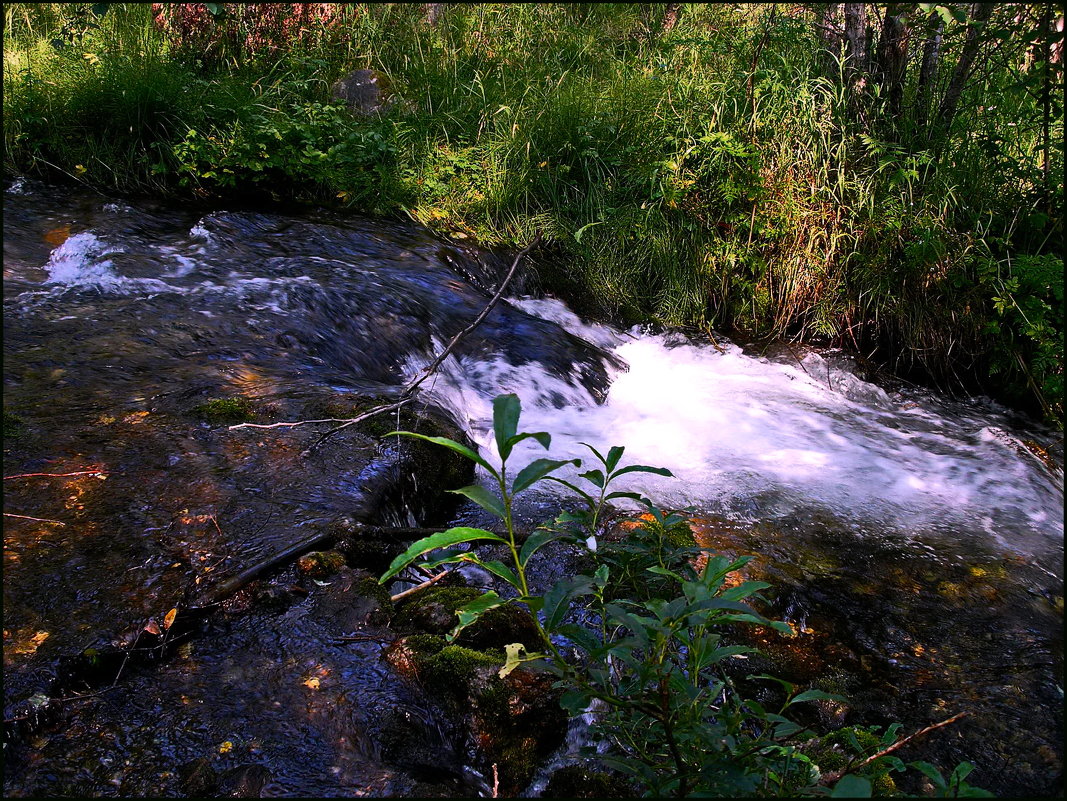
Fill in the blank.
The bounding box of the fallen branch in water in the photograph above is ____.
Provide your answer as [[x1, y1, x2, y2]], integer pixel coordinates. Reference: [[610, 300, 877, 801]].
[[4, 512, 66, 526], [389, 568, 452, 602], [4, 470, 107, 480], [819, 711, 969, 785], [228, 232, 542, 454]]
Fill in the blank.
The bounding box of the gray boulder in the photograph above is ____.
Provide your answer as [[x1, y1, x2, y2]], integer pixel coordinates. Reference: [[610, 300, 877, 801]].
[[331, 69, 393, 115]]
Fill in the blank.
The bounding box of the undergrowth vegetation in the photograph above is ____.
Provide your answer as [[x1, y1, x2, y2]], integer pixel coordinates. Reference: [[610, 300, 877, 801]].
[[379, 393, 993, 796], [3, 3, 1062, 422]]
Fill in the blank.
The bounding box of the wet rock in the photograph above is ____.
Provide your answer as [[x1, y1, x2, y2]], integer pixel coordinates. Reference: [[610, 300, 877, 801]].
[[331, 69, 393, 115], [385, 635, 566, 795], [218, 764, 272, 797], [178, 757, 218, 796], [312, 569, 394, 629], [296, 549, 347, 578]]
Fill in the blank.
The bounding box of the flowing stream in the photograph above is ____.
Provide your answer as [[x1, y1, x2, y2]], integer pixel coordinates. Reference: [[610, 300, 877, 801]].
[[3, 178, 1062, 796]]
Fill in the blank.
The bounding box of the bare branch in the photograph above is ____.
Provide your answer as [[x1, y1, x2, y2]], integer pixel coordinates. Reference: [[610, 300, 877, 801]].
[[230, 231, 543, 452], [389, 568, 452, 602], [4, 513, 66, 526], [820, 712, 969, 785]]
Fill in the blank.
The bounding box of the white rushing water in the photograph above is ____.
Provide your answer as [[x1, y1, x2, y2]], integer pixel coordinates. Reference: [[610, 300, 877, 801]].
[[411, 297, 1063, 562]]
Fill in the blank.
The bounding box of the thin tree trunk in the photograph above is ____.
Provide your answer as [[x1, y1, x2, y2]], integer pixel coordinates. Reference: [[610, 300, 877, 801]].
[[915, 9, 945, 130], [936, 3, 995, 135], [816, 3, 842, 78], [843, 2, 867, 76], [424, 3, 443, 26], [1041, 4, 1053, 215], [873, 3, 909, 119]]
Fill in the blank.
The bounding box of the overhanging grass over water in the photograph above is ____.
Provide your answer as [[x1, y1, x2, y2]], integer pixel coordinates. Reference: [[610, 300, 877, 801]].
[[3, 3, 1062, 422]]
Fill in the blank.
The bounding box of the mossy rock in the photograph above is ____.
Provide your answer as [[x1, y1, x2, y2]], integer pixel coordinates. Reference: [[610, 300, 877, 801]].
[[296, 549, 347, 578], [385, 635, 566, 795], [803, 727, 897, 796], [337, 537, 403, 574], [544, 765, 637, 798], [3, 411, 26, 439], [192, 397, 255, 424], [393, 586, 544, 651]]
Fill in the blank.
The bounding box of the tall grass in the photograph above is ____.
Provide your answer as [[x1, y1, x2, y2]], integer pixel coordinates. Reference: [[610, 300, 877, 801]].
[[3, 3, 1061, 421]]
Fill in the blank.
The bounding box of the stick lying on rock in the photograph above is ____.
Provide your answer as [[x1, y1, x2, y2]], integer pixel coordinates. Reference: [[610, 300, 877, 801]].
[[228, 232, 543, 455]]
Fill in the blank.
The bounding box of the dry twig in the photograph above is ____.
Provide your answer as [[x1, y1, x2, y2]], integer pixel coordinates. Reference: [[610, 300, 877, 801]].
[[228, 232, 542, 453], [819, 711, 969, 785]]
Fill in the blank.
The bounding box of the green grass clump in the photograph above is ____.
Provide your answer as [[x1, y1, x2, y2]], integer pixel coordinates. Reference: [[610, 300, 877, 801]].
[[193, 397, 255, 425], [3, 411, 27, 439]]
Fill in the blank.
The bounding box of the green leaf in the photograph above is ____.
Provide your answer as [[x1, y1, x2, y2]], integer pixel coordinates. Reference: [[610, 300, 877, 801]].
[[789, 688, 846, 705], [543, 575, 593, 629], [604, 490, 643, 503], [514, 458, 579, 494], [498, 642, 544, 678], [449, 591, 505, 642], [831, 774, 872, 797], [449, 484, 505, 519], [605, 445, 625, 472], [612, 464, 674, 478], [573, 220, 603, 244], [907, 761, 946, 789], [470, 558, 522, 591], [504, 431, 551, 453], [579, 469, 605, 488], [493, 394, 521, 461], [519, 528, 565, 567], [543, 476, 595, 505], [379, 527, 507, 582], [388, 431, 494, 475]]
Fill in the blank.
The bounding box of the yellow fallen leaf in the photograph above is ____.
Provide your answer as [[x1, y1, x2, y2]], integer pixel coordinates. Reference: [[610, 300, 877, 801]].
[[219, 740, 233, 754], [303, 677, 320, 690], [163, 608, 178, 631]]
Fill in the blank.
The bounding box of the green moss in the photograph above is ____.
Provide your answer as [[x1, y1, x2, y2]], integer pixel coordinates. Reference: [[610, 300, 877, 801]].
[[193, 397, 255, 424], [354, 575, 395, 615], [296, 549, 347, 577], [805, 727, 897, 796], [3, 411, 26, 439], [394, 586, 544, 651]]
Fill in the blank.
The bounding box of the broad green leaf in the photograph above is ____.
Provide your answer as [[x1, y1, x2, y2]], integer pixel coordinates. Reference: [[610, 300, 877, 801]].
[[499, 642, 544, 678], [449, 484, 505, 518], [379, 527, 506, 582], [831, 775, 872, 798], [493, 394, 521, 460], [471, 558, 522, 591], [555, 623, 603, 654], [504, 431, 551, 453], [612, 464, 674, 478], [514, 458, 579, 494], [749, 674, 796, 695], [789, 688, 846, 705], [519, 528, 565, 567], [543, 476, 595, 505], [605, 490, 643, 503], [579, 469, 605, 488], [388, 431, 494, 474], [907, 761, 946, 789], [448, 591, 504, 642], [579, 441, 606, 464], [605, 445, 625, 472], [543, 575, 593, 629]]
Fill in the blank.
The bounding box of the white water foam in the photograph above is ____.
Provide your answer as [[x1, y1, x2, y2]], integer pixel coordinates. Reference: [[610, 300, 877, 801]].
[[412, 298, 1064, 556]]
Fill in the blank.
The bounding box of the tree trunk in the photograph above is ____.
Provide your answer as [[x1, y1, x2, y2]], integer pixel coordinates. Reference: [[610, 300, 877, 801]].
[[936, 3, 995, 135], [424, 3, 443, 27], [915, 9, 945, 130], [843, 2, 867, 75], [873, 4, 910, 119], [816, 3, 842, 77]]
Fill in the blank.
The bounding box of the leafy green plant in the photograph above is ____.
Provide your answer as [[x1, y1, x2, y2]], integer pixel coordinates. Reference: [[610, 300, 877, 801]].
[[378, 393, 988, 797]]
